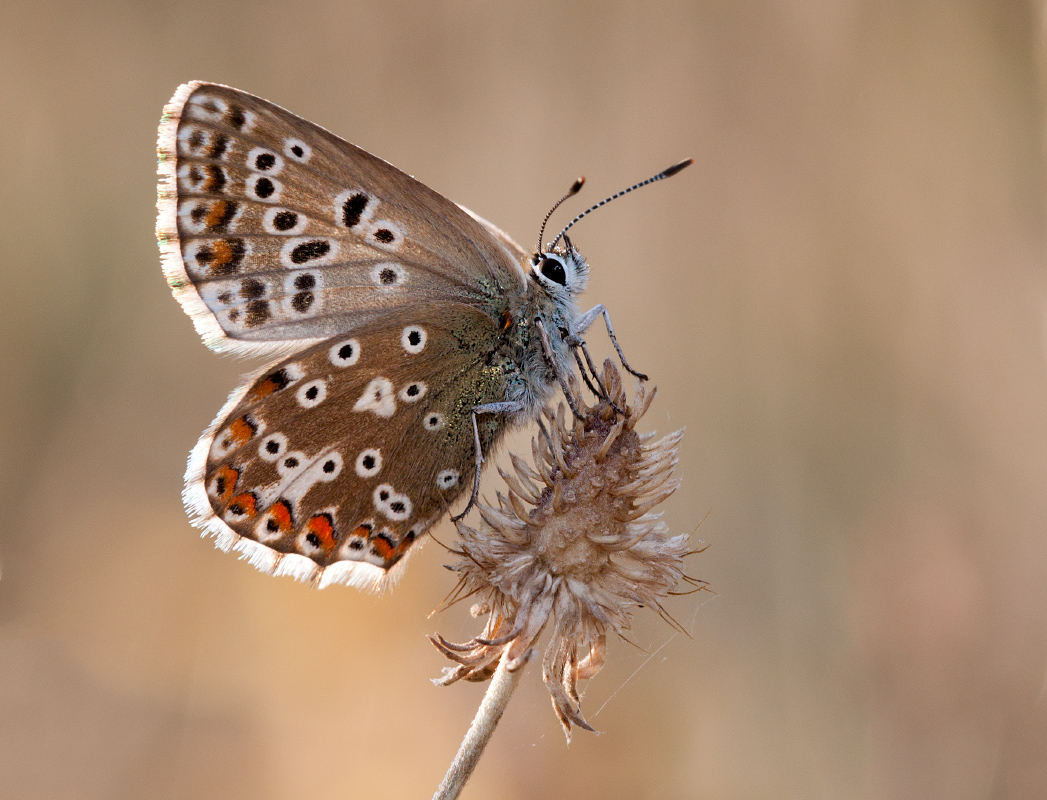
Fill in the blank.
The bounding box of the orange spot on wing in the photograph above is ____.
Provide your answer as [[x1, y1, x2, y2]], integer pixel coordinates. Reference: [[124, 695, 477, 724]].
[[269, 500, 294, 533], [213, 465, 239, 501], [370, 534, 395, 561], [204, 199, 232, 229], [228, 415, 257, 446], [351, 523, 373, 538], [394, 531, 417, 557], [228, 492, 258, 518], [307, 514, 336, 551]]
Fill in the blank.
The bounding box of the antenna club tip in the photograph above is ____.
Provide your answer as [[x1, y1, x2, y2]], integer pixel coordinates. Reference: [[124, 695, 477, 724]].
[[570, 177, 585, 193], [661, 158, 694, 178]]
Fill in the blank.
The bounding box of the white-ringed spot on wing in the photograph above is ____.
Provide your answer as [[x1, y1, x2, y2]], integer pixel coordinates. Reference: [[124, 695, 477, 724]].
[[373, 484, 412, 522], [367, 220, 404, 251], [398, 382, 427, 403], [246, 147, 284, 175], [423, 412, 445, 431], [284, 138, 312, 162], [355, 448, 382, 478], [401, 325, 427, 354], [316, 451, 343, 480], [353, 377, 396, 418], [259, 432, 288, 462], [334, 189, 376, 230], [296, 379, 327, 408], [436, 469, 460, 490], [276, 450, 308, 478], [177, 163, 228, 194], [263, 207, 307, 235], [279, 237, 339, 269], [329, 338, 361, 367], [371, 262, 406, 288], [246, 174, 283, 203]]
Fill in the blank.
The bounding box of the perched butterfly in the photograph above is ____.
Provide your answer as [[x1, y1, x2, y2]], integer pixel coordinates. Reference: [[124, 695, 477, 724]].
[[156, 82, 690, 591]]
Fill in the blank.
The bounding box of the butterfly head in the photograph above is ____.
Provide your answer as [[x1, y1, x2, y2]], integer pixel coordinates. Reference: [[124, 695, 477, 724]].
[[530, 236, 589, 297]]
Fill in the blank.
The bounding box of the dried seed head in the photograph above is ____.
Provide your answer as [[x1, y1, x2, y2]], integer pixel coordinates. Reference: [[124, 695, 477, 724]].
[[431, 361, 700, 739]]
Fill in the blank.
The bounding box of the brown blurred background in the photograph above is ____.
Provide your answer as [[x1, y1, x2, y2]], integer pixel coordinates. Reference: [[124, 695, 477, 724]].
[[3, 1, 1047, 797]]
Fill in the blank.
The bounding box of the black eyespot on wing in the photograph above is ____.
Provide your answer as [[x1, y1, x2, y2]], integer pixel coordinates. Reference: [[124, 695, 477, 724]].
[[539, 257, 567, 286], [284, 457, 299, 469], [338, 343, 355, 360], [379, 267, 397, 285], [209, 134, 229, 159], [341, 193, 369, 228], [373, 228, 394, 243], [294, 273, 315, 290], [292, 292, 314, 313], [254, 177, 275, 199], [290, 240, 331, 264], [322, 459, 336, 473], [291, 144, 304, 158], [407, 330, 421, 347], [273, 211, 298, 231], [240, 278, 265, 299], [254, 152, 276, 170], [245, 300, 270, 327]]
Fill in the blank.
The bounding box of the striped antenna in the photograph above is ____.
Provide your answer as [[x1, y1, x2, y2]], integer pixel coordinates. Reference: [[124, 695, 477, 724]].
[[547, 158, 693, 251]]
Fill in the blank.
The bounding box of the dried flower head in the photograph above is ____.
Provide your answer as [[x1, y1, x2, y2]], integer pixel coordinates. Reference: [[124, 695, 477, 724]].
[[431, 361, 699, 739]]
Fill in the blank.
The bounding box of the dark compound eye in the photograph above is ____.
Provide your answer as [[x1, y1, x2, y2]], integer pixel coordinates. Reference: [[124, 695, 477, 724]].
[[539, 257, 567, 286]]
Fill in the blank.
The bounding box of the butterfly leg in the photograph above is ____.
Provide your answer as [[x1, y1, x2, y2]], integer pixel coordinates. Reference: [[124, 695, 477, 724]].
[[451, 401, 525, 523], [535, 319, 586, 421], [569, 337, 626, 416], [574, 304, 649, 381]]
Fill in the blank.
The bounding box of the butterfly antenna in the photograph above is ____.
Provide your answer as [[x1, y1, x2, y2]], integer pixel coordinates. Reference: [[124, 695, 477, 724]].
[[536, 176, 586, 256], [548, 158, 693, 249]]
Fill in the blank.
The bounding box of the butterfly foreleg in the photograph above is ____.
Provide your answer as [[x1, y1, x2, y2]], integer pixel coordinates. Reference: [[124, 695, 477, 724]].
[[573, 304, 649, 382], [569, 336, 626, 416], [451, 401, 526, 523]]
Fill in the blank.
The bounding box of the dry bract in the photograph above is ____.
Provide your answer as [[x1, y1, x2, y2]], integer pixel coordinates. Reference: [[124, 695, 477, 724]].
[[432, 361, 698, 739]]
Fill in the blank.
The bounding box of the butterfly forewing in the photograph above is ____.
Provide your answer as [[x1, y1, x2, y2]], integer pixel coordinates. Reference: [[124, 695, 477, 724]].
[[185, 303, 511, 590], [157, 81, 526, 357]]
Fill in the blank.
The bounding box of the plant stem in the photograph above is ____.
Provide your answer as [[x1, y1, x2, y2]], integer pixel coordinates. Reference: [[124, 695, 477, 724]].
[[432, 648, 525, 800]]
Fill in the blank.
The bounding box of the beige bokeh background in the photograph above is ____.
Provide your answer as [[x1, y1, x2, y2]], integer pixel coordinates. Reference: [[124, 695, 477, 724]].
[[3, 1, 1047, 798]]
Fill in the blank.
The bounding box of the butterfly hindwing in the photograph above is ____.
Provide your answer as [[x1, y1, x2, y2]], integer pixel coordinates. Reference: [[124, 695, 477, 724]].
[[184, 303, 512, 591], [157, 81, 527, 357]]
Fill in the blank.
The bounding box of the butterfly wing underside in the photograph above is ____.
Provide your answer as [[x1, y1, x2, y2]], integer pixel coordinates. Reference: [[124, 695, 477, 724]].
[[156, 81, 526, 357], [186, 303, 507, 591], [157, 82, 530, 589]]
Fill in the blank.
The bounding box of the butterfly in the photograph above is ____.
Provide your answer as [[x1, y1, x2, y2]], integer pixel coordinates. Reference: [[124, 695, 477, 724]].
[[156, 82, 690, 591]]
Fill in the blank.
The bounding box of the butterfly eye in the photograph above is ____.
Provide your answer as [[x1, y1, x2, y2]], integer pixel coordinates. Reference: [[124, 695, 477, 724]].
[[538, 256, 567, 286]]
